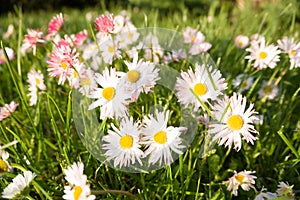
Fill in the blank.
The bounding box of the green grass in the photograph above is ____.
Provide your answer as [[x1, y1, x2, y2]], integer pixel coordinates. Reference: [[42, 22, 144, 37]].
[[0, 0, 300, 199]]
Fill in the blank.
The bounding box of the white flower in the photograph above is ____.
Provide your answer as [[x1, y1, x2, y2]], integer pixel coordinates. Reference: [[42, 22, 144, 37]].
[[245, 37, 281, 69], [2, 171, 36, 199], [99, 38, 121, 65], [141, 33, 163, 64], [225, 170, 256, 196], [88, 67, 130, 119], [115, 28, 140, 48], [78, 68, 98, 96], [175, 63, 227, 111], [255, 187, 277, 200], [102, 116, 144, 168], [208, 93, 259, 151], [0, 149, 11, 173], [27, 69, 46, 106], [276, 181, 295, 200], [141, 109, 187, 166], [258, 81, 279, 100], [121, 52, 160, 101], [63, 162, 95, 200], [234, 35, 249, 49], [277, 36, 300, 69], [232, 74, 254, 92]]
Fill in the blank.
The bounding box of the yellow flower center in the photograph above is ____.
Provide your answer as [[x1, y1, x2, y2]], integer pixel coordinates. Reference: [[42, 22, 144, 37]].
[[73, 71, 78, 78], [259, 51, 267, 59], [0, 54, 5, 60], [61, 61, 67, 69], [227, 115, 244, 130], [102, 87, 115, 100], [35, 78, 41, 85], [235, 174, 245, 183], [240, 81, 248, 88], [154, 130, 167, 144], [291, 49, 296, 56], [237, 40, 243, 47], [83, 77, 90, 86], [263, 85, 272, 94], [128, 32, 133, 39], [108, 46, 114, 53], [127, 70, 140, 83], [0, 159, 8, 172], [194, 83, 207, 96], [147, 42, 152, 48], [119, 135, 133, 149], [191, 35, 195, 42], [73, 186, 82, 200]]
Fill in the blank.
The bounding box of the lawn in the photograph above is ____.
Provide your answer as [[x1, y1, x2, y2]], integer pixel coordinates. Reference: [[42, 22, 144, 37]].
[[0, 0, 299, 199]]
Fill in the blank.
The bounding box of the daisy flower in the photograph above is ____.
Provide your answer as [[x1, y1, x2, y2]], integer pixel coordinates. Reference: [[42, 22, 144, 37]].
[[1, 171, 36, 199], [27, 69, 47, 106], [189, 42, 212, 55], [0, 47, 14, 64], [47, 13, 64, 37], [47, 44, 82, 85], [99, 39, 121, 65], [21, 29, 45, 56], [115, 28, 140, 48], [254, 187, 277, 200], [102, 116, 144, 168], [72, 29, 88, 48], [81, 42, 102, 71], [112, 15, 125, 34], [141, 109, 187, 166], [78, 68, 97, 96], [175, 63, 227, 111], [121, 52, 160, 101], [234, 35, 249, 49], [3, 24, 14, 39], [232, 74, 254, 92], [63, 162, 95, 200], [141, 33, 163, 64], [88, 67, 130, 119], [277, 37, 300, 69], [225, 170, 256, 196], [94, 14, 114, 34], [245, 37, 281, 69], [0, 149, 11, 173], [258, 81, 279, 100], [276, 182, 295, 199], [163, 49, 187, 64], [182, 27, 205, 44], [0, 101, 18, 121], [208, 93, 259, 151]]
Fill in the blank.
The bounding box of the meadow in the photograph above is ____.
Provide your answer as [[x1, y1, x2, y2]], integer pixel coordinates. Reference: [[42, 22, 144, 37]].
[[0, 0, 299, 199]]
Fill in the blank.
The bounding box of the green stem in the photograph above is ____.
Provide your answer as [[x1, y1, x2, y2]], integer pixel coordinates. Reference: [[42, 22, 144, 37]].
[[278, 128, 299, 159]]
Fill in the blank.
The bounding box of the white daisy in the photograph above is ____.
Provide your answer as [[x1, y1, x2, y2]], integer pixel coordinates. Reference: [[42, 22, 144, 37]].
[[208, 93, 259, 151], [102, 116, 144, 168], [78, 68, 97, 96], [225, 170, 256, 196], [255, 187, 278, 200], [277, 36, 300, 69], [276, 181, 295, 199], [258, 80, 279, 100], [88, 67, 130, 119], [141, 109, 187, 166], [81, 42, 102, 71], [1, 171, 36, 199], [121, 52, 160, 101], [232, 74, 254, 92], [175, 63, 227, 111], [141, 33, 163, 64], [99, 38, 121, 65], [234, 35, 249, 49], [27, 69, 46, 106], [245, 37, 281, 69], [116, 28, 140, 48], [0, 149, 11, 173], [63, 162, 95, 200]]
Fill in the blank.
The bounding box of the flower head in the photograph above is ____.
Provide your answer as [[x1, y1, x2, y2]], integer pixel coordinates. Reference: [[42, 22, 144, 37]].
[[95, 14, 114, 34], [225, 170, 256, 196], [0, 101, 18, 121], [254, 187, 277, 200], [208, 93, 259, 151], [0, 47, 14, 64], [141, 109, 187, 166], [234, 35, 249, 49], [276, 182, 295, 199], [1, 171, 36, 199], [232, 74, 254, 92], [47, 13, 64, 36], [0, 149, 11, 173], [102, 116, 144, 168], [245, 37, 281, 69], [21, 29, 45, 55], [277, 37, 300, 69], [258, 81, 279, 100], [72, 30, 88, 48], [175, 63, 227, 111], [63, 162, 95, 200], [88, 67, 130, 119], [27, 69, 46, 106]]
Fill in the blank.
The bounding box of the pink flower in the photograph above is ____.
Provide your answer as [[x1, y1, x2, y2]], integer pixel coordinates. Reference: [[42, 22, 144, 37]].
[[0, 47, 14, 64], [47, 44, 81, 85], [73, 30, 88, 47], [234, 35, 249, 49], [0, 101, 18, 121], [189, 42, 212, 55], [21, 29, 45, 55], [94, 14, 114, 34], [182, 27, 205, 44], [47, 13, 64, 36]]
